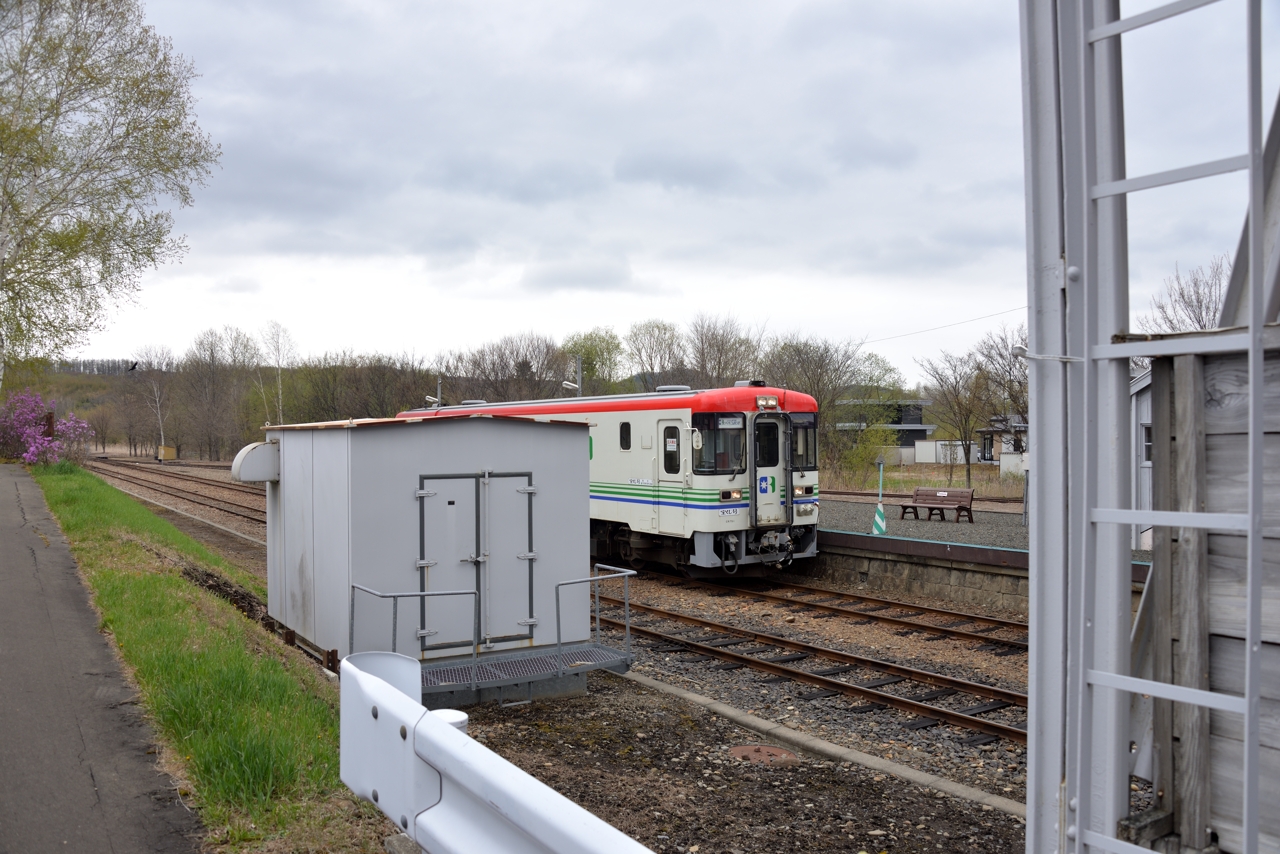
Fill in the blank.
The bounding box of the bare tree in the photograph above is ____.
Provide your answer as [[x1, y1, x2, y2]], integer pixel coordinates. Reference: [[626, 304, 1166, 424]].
[[257, 320, 296, 425], [917, 351, 992, 488], [178, 327, 257, 460], [625, 319, 686, 391], [685, 314, 759, 388], [134, 344, 175, 450], [1138, 255, 1229, 335], [445, 334, 563, 403], [85, 404, 114, 452], [295, 351, 353, 422], [974, 323, 1028, 452], [760, 333, 865, 465]]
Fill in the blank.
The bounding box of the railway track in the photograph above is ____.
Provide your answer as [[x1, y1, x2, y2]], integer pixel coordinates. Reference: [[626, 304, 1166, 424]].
[[642, 572, 1028, 651], [596, 596, 1027, 744], [93, 457, 266, 497], [86, 462, 267, 524]]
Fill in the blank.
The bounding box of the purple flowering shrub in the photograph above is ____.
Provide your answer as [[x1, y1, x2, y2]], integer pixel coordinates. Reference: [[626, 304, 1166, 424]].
[[0, 389, 95, 465]]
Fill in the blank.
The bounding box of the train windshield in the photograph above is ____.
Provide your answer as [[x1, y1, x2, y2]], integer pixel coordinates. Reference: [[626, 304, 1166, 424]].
[[692, 413, 746, 474], [791, 413, 818, 470]]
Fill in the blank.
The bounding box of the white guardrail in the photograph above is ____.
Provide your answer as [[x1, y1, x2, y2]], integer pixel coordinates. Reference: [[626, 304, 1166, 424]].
[[341, 651, 654, 854]]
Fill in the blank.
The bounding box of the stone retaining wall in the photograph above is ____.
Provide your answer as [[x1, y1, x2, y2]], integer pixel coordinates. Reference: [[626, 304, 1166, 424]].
[[803, 544, 1031, 615], [797, 542, 1145, 616]]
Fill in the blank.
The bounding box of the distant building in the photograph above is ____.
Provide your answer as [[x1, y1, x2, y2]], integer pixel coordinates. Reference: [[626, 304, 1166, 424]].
[[977, 416, 1028, 463], [1131, 369, 1152, 549], [834, 398, 936, 447]]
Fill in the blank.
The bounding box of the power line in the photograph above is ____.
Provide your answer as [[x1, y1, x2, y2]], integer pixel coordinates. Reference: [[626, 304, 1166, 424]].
[[863, 306, 1028, 345]]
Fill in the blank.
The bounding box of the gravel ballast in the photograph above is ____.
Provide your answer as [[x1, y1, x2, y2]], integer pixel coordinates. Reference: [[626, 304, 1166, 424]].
[[468, 671, 1027, 853]]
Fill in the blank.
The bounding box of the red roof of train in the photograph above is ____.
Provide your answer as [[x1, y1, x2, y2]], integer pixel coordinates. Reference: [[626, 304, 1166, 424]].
[[396, 386, 817, 420]]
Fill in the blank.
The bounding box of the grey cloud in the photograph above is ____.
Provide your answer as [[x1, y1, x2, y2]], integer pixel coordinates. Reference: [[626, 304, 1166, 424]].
[[419, 155, 607, 206], [627, 15, 721, 64], [614, 149, 749, 194], [827, 133, 917, 171], [520, 256, 635, 293]]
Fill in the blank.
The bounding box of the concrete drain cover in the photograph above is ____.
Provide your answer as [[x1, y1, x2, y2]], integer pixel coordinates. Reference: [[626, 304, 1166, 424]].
[[729, 744, 800, 766]]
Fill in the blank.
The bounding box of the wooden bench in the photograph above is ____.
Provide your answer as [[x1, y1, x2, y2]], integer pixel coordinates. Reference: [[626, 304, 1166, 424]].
[[899, 487, 975, 523]]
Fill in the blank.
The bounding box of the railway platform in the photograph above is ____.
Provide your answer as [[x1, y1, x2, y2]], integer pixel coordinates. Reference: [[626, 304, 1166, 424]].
[[0, 464, 201, 852]]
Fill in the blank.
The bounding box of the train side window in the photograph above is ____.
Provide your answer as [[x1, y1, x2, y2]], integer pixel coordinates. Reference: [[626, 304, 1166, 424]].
[[620, 422, 631, 451], [663, 426, 680, 474]]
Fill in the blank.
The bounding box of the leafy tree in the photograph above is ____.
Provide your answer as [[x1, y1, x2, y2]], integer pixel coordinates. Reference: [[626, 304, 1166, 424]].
[[0, 0, 219, 390], [561, 326, 626, 394]]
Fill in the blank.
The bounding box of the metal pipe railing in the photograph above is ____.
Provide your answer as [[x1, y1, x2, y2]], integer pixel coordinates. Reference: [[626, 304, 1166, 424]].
[[349, 584, 480, 690], [555, 564, 635, 677]]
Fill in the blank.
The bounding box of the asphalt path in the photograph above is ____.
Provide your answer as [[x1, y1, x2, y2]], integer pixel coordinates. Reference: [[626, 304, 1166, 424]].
[[0, 464, 202, 853]]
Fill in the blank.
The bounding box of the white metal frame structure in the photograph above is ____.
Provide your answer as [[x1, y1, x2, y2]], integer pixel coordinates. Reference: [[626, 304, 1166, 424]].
[[1020, 1, 1267, 853]]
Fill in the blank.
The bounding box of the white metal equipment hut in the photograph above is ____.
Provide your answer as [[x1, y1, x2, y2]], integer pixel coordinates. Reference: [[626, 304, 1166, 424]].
[[232, 414, 633, 707]]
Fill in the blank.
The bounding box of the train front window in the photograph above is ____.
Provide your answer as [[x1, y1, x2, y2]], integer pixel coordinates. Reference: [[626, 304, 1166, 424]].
[[791, 413, 818, 470], [692, 413, 746, 474]]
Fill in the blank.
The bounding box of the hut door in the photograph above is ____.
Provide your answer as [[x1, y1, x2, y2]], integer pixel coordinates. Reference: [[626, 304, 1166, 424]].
[[481, 474, 536, 645], [418, 475, 481, 654]]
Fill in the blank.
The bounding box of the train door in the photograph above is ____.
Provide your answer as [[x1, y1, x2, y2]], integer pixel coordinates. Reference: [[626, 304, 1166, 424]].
[[657, 420, 685, 534], [752, 415, 788, 526]]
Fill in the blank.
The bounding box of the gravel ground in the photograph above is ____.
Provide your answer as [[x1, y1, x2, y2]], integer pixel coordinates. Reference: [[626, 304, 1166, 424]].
[[469, 671, 1028, 853], [819, 497, 1154, 563], [595, 582, 1030, 803]]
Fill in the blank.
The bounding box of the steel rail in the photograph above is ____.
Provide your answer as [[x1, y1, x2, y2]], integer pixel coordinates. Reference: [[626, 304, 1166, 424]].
[[597, 608, 1026, 743], [653, 576, 1028, 649], [724, 578, 1027, 632], [87, 464, 267, 524], [95, 458, 266, 496], [597, 595, 1026, 707]]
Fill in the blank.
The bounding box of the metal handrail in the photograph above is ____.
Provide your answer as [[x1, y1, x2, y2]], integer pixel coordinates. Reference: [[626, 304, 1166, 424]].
[[555, 564, 636, 677], [349, 584, 480, 690]]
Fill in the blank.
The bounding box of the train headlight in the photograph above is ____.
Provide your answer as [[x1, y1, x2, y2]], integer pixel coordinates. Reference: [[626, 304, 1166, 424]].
[[793, 486, 805, 497], [755, 395, 779, 410], [720, 489, 742, 501]]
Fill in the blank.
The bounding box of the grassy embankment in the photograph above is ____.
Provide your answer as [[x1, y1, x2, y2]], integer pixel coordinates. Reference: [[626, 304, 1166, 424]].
[[822, 463, 1027, 498], [31, 462, 387, 851]]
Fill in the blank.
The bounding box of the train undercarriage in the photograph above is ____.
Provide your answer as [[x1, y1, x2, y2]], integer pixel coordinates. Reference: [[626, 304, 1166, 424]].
[[590, 520, 818, 578]]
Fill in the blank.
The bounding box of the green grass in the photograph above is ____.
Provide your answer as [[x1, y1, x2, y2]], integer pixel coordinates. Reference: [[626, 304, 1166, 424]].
[[30, 463, 357, 846], [37, 460, 266, 600]]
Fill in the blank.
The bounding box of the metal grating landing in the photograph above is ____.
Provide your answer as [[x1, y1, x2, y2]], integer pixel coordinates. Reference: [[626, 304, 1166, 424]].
[[420, 642, 632, 693]]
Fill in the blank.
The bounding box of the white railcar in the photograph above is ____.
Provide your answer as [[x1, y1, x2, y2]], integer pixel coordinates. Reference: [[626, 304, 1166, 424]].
[[400, 383, 819, 576]]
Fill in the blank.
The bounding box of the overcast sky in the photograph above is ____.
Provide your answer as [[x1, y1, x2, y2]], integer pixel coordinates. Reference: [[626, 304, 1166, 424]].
[[74, 0, 1276, 384]]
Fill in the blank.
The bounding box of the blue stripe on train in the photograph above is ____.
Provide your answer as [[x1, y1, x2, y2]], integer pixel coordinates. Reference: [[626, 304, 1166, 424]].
[[590, 494, 751, 511]]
